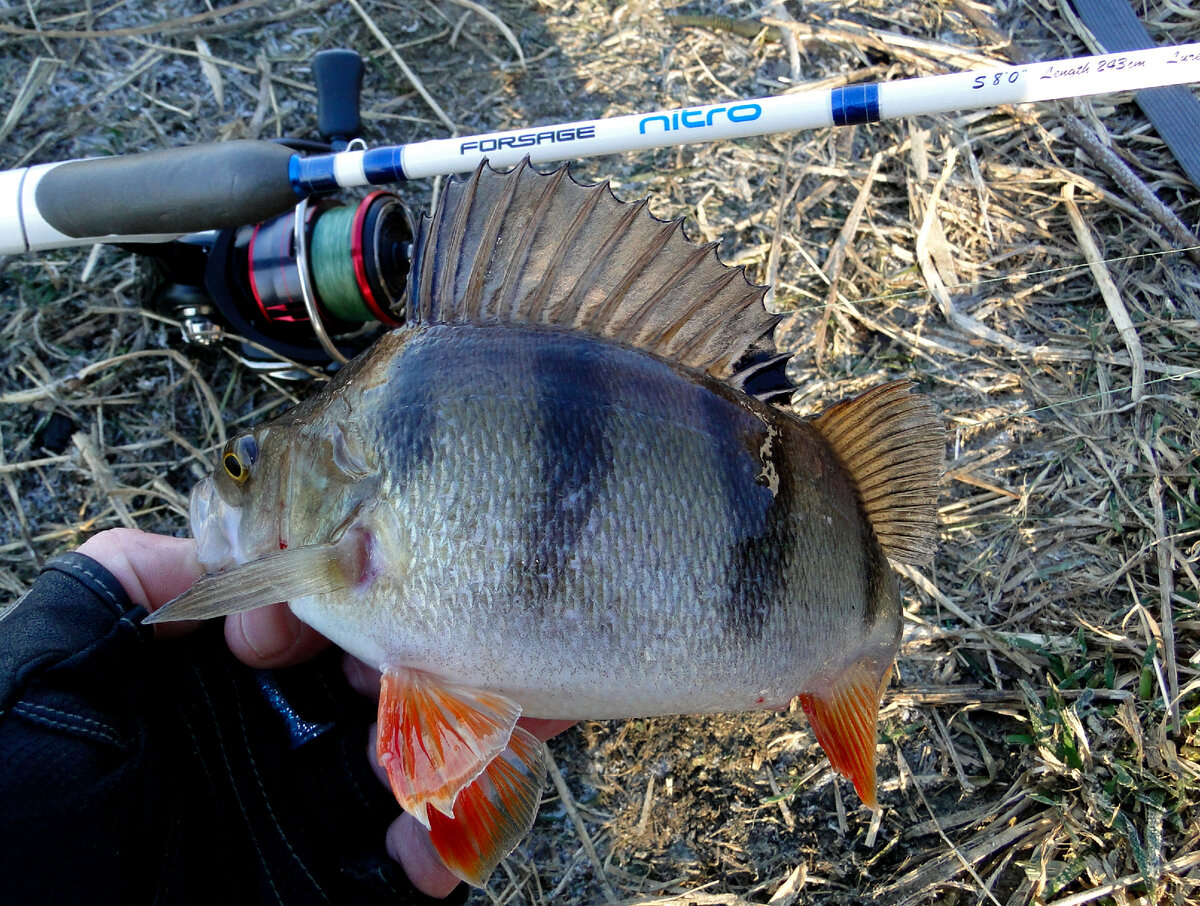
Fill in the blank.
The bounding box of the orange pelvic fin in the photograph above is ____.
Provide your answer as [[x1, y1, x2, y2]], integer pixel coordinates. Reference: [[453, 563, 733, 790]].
[[376, 666, 521, 827], [428, 726, 546, 887], [798, 658, 890, 811]]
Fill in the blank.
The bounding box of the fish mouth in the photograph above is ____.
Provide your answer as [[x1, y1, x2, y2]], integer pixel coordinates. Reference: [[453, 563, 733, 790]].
[[189, 476, 245, 572]]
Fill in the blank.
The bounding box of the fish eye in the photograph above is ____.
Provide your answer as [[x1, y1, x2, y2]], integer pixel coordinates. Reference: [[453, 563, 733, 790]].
[[221, 435, 259, 485]]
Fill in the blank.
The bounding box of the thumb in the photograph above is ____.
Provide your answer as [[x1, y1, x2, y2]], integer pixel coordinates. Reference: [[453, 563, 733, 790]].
[[77, 529, 202, 636], [388, 813, 464, 898]]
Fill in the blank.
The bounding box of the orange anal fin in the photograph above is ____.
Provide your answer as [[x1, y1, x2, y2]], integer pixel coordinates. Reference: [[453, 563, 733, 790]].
[[376, 666, 521, 827], [798, 659, 890, 811], [427, 726, 546, 887]]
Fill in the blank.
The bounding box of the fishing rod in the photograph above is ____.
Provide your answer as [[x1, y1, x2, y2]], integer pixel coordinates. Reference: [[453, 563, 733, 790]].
[[3, 41, 1198, 256], [1, 42, 1197, 372]]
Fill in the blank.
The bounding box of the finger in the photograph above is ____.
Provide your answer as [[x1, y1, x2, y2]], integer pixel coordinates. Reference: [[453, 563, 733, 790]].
[[343, 654, 382, 699], [77, 529, 203, 638], [225, 604, 331, 668], [367, 722, 390, 789], [518, 718, 576, 742], [387, 813, 463, 898], [77, 528, 201, 606]]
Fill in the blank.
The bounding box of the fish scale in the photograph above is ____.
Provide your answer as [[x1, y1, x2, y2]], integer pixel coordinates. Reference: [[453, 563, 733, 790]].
[[148, 160, 945, 887]]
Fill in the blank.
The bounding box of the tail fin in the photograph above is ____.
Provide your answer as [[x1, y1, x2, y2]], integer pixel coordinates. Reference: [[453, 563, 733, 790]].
[[812, 381, 944, 565]]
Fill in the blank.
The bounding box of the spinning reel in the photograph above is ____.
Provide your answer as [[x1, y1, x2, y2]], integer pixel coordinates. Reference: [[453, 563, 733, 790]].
[[146, 50, 414, 374]]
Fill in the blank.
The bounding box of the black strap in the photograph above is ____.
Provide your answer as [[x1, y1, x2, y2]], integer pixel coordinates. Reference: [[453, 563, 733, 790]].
[[1069, 0, 1200, 190]]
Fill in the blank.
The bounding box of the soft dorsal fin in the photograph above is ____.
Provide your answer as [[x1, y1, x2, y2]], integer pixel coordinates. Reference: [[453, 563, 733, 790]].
[[407, 159, 791, 399], [811, 381, 945, 565]]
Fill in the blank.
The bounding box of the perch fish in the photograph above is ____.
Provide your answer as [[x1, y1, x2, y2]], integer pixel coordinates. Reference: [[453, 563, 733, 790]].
[[148, 160, 945, 887]]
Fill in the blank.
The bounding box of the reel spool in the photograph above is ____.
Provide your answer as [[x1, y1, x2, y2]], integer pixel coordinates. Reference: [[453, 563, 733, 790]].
[[204, 190, 413, 368], [146, 48, 414, 374]]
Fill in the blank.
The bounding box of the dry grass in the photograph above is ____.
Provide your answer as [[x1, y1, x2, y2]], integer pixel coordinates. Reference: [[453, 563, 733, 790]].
[[2, 1, 1199, 903]]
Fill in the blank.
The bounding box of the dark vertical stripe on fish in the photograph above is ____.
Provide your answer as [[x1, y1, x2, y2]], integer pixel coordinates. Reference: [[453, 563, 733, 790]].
[[518, 344, 614, 612], [694, 389, 781, 641], [376, 342, 440, 489], [861, 525, 893, 628], [728, 493, 793, 640]]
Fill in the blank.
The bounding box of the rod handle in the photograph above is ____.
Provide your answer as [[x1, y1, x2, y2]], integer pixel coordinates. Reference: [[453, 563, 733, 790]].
[[1, 140, 298, 253]]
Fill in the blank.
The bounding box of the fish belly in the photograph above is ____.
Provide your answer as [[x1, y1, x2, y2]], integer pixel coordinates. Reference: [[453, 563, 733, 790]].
[[295, 325, 897, 720]]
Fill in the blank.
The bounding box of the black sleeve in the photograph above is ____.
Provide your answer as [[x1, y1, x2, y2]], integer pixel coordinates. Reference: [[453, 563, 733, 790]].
[[0, 552, 469, 906]]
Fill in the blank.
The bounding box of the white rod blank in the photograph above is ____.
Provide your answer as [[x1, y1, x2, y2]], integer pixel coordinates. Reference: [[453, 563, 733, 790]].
[[393, 42, 1200, 180]]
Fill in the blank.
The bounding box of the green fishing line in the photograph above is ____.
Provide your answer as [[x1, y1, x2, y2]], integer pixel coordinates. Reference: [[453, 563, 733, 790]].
[[310, 205, 372, 323]]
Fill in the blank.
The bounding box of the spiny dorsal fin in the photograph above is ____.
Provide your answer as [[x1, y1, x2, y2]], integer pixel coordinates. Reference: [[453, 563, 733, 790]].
[[408, 159, 790, 397], [811, 381, 945, 565]]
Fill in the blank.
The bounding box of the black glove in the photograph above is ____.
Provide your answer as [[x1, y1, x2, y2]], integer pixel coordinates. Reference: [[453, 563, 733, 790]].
[[0, 552, 468, 906]]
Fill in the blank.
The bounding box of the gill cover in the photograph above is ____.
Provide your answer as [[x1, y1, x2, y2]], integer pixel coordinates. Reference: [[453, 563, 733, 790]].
[[150, 420, 381, 624]]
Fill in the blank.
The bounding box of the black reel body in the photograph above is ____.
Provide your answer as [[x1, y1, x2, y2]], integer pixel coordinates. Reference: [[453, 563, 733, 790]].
[[146, 50, 413, 375]]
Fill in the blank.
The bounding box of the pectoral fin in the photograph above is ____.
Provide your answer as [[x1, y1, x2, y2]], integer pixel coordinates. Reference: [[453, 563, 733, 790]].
[[143, 541, 352, 624], [376, 666, 545, 887], [798, 658, 890, 811]]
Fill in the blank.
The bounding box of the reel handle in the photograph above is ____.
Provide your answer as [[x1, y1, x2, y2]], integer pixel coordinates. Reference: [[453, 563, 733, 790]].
[[313, 49, 365, 146], [0, 140, 297, 254]]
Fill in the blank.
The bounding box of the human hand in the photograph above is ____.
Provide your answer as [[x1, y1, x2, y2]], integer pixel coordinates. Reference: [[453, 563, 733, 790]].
[[76, 528, 328, 659], [76, 528, 202, 636], [79, 528, 574, 897], [224, 599, 575, 896]]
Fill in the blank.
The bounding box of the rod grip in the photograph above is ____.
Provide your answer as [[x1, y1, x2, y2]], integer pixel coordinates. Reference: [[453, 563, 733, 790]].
[[35, 140, 298, 239]]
